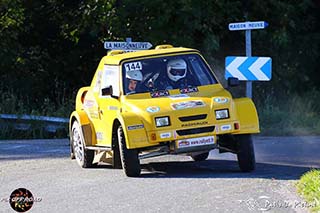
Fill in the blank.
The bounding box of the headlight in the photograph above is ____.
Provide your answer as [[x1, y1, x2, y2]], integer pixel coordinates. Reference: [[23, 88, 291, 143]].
[[155, 116, 170, 127], [215, 109, 229, 120]]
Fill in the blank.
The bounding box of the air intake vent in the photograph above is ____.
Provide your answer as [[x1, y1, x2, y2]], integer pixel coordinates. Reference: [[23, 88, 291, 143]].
[[179, 114, 207, 122], [176, 126, 215, 136]]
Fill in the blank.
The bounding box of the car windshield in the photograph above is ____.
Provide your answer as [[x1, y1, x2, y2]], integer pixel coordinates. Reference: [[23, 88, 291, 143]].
[[122, 54, 218, 95]]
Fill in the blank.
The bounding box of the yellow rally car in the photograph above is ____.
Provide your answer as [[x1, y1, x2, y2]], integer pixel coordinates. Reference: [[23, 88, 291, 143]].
[[69, 44, 259, 177]]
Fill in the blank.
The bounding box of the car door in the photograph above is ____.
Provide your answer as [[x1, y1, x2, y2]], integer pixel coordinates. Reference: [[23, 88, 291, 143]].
[[93, 64, 121, 147]]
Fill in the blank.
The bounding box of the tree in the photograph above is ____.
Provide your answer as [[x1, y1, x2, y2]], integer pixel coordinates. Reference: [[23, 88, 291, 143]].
[[0, 0, 319, 115]]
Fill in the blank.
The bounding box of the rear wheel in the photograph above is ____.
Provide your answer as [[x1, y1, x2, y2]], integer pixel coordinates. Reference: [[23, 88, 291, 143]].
[[236, 134, 255, 172], [117, 126, 141, 177], [71, 121, 95, 168], [191, 152, 209, 161]]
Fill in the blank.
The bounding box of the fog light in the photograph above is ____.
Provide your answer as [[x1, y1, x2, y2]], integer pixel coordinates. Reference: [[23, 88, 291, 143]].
[[155, 116, 170, 127], [215, 109, 229, 120]]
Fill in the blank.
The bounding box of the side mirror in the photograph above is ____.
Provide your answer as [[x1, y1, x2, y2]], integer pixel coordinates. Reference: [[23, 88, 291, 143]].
[[101, 86, 113, 96], [228, 77, 239, 87]]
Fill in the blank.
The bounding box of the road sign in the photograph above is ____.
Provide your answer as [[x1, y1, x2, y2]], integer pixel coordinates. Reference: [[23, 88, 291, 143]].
[[227, 20, 270, 98], [225, 56, 272, 81], [228, 21, 268, 31], [104, 39, 152, 51]]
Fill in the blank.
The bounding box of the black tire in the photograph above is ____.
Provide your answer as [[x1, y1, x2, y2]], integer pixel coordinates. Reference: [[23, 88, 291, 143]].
[[191, 152, 209, 161], [70, 141, 75, 160], [71, 121, 95, 168], [117, 126, 141, 177], [236, 134, 255, 172], [112, 134, 122, 169]]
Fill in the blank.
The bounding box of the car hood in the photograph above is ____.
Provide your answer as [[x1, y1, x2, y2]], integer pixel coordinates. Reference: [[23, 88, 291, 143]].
[[120, 85, 233, 131]]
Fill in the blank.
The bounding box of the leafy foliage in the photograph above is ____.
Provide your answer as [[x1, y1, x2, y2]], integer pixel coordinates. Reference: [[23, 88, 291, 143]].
[[297, 169, 320, 212]]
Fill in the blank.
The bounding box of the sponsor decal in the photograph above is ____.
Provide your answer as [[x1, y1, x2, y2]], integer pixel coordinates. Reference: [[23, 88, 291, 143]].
[[169, 94, 190, 99], [178, 141, 190, 147], [181, 121, 208, 127], [89, 111, 99, 119], [180, 87, 199, 94], [84, 99, 96, 108], [171, 100, 205, 110], [109, 106, 118, 110], [96, 132, 103, 140], [177, 136, 215, 148], [93, 71, 102, 92], [128, 124, 144, 130], [221, 124, 232, 131], [213, 97, 229, 104], [146, 106, 160, 113], [151, 90, 170, 98], [160, 132, 171, 139]]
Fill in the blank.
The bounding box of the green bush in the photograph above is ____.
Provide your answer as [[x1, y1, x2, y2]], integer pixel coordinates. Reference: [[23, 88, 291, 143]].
[[297, 169, 320, 212]]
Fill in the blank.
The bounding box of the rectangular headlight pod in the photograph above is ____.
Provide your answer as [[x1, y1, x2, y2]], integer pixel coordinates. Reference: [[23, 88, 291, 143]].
[[155, 116, 170, 127], [215, 109, 229, 120]]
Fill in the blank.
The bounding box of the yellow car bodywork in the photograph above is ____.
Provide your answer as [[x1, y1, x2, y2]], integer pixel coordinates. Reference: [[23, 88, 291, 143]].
[[69, 45, 259, 174]]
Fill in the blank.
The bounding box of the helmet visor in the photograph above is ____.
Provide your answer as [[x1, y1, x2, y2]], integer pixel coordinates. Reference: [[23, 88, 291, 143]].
[[169, 68, 185, 76]]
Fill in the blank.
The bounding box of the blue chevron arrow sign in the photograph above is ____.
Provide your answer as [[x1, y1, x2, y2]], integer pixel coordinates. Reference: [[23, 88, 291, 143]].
[[225, 56, 272, 81]]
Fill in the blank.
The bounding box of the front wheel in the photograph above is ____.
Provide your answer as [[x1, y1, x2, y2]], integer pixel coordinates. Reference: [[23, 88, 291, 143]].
[[71, 121, 95, 168], [118, 126, 141, 177], [236, 134, 255, 172]]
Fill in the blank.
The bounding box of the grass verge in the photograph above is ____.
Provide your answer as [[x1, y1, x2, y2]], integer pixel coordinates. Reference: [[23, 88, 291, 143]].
[[256, 90, 320, 136], [297, 169, 320, 212]]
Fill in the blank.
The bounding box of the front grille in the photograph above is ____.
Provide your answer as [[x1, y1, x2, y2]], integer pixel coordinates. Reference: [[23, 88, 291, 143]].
[[178, 114, 207, 122], [176, 126, 215, 136]]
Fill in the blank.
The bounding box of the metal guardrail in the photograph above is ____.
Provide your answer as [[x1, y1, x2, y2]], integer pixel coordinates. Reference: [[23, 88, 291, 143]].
[[0, 114, 69, 133]]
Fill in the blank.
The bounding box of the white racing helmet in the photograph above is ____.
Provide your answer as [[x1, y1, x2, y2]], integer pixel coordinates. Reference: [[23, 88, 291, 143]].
[[167, 59, 187, 82], [126, 70, 143, 81]]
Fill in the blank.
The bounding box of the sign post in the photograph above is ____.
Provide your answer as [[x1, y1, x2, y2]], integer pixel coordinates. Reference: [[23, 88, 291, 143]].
[[245, 29, 252, 98], [227, 21, 269, 98]]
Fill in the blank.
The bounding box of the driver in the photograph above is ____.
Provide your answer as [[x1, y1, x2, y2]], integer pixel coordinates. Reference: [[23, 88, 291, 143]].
[[126, 70, 143, 94], [165, 58, 188, 89]]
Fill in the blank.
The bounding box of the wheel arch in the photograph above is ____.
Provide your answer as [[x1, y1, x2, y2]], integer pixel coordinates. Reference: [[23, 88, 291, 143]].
[[75, 87, 90, 111], [115, 113, 147, 149], [233, 98, 260, 134], [69, 110, 95, 146]]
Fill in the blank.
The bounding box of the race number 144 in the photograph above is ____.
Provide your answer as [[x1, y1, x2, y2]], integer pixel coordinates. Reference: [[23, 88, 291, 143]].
[[124, 62, 142, 72]]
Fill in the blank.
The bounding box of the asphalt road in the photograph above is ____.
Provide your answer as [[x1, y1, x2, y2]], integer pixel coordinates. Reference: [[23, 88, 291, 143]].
[[0, 136, 319, 213]]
